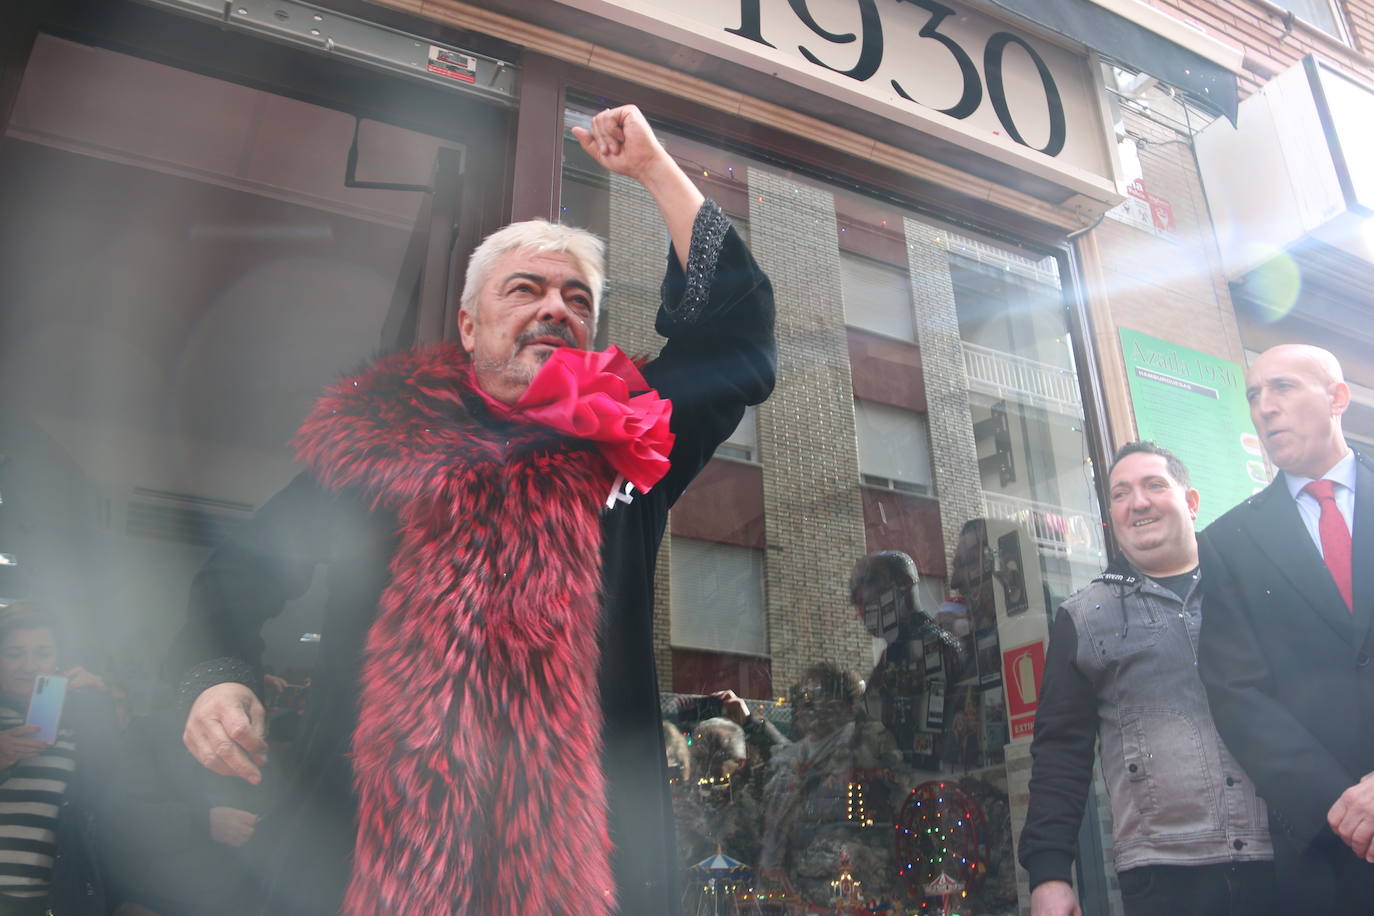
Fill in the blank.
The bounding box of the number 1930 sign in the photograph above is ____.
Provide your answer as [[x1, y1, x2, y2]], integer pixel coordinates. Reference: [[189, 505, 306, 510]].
[[556, 0, 1119, 199]]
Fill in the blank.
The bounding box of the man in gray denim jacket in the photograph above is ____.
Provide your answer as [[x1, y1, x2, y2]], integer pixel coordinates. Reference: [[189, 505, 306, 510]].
[[1018, 442, 1274, 916]]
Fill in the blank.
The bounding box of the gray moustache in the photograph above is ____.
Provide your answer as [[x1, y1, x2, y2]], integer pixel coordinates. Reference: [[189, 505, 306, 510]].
[[516, 322, 576, 348]]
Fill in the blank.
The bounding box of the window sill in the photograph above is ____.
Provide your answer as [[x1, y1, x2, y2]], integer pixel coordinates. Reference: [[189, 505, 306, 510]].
[[711, 452, 762, 468]]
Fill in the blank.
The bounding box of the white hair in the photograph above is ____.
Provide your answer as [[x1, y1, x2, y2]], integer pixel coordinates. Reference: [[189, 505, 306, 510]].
[[692, 717, 748, 763], [460, 220, 606, 329]]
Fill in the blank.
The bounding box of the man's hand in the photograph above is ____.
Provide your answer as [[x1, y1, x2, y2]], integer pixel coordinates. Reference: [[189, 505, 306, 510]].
[[713, 690, 750, 725], [1030, 880, 1081, 916], [184, 682, 268, 785], [571, 104, 704, 271], [1328, 771, 1374, 861], [571, 105, 672, 185], [62, 666, 107, 693], [209, 806, 260, 848], [0, 725, 48, 768]]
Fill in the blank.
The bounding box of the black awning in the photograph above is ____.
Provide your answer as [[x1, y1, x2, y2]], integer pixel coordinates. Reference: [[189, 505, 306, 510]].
[[985, 0, 1239, 123]]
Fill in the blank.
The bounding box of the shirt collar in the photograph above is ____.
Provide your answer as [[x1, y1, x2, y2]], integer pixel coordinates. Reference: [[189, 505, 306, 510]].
[[1284, 447, 1357, 500]]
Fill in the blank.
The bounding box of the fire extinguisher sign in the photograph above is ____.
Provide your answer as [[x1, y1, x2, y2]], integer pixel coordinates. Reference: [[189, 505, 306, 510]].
[[1003, 641, 1046, 740]]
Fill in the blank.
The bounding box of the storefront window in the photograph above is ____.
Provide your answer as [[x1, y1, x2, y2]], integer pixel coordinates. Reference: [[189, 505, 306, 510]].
[[561, 101, 1105, 914], [1, 10, 1117, 907]]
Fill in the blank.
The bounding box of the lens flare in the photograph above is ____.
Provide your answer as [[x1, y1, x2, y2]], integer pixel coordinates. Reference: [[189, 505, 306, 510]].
[[1238, 245, 1301, 322]]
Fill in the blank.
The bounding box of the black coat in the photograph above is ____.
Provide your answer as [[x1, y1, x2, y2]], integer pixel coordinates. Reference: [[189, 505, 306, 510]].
[[42, 691, 120, 916], [168, 203, 776, 914], [1198, 448, 1374, 913]]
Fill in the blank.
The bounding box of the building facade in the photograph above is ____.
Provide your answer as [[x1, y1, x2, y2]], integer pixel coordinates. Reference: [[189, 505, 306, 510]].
[[3, 0, 1374, 913]]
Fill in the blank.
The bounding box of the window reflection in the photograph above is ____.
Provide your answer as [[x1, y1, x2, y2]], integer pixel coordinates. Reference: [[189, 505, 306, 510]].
[[562, 100, 1102, 914]]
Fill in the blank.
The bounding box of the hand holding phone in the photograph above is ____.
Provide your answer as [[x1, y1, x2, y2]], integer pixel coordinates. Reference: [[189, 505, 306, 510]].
[[0, 726, 45, 768], [25, 675, 68, 745]]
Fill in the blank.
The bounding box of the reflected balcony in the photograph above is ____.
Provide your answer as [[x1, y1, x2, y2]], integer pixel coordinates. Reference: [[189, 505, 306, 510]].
[[963, 341, 1083, 415], [983, 491, 1105, 561]]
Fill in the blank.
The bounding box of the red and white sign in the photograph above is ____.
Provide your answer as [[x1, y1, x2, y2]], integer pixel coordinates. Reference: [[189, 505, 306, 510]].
[[1011, 713, 1036, 740], [427, 46, 477, 84], [1127, 178, 1176, 233], [1004, 639, 1045, 707]]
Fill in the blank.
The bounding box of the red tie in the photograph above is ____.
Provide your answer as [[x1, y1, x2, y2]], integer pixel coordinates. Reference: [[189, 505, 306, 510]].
[[1303, 479, 1353, 613]]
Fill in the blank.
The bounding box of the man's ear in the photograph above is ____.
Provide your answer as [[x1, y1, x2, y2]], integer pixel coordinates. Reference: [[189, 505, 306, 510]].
[[458, 307, 477, 354], [1331, 380, 1352, 417], [1186, 487, 1201, 519]]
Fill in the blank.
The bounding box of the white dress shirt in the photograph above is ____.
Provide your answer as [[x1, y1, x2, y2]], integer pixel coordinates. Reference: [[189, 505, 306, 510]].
[[1284, 448, 1357, 558]]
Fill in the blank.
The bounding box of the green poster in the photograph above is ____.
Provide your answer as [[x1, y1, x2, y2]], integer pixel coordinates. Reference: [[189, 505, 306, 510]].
[[1119, 329, 1267, 528]]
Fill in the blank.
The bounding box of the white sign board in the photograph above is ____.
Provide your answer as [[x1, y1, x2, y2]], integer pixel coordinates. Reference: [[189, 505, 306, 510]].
[[555, 0, 1121, 200], [1196, 58, 1374, 279]]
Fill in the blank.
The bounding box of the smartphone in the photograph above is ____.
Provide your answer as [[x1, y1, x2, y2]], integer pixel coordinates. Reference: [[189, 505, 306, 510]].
[[25, 675, 68, 745], [676, 694, 724, 724]]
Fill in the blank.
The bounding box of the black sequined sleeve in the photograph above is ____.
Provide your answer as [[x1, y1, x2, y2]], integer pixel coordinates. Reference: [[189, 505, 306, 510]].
[[660, 198, 732, 326], [643, 198, 777, 506]]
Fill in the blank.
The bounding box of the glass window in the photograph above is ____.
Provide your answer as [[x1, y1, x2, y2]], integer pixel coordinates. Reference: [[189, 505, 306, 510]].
[[841, 251, 916, 341], [560, 98, 1105, 916], [2, 13, 1126, 916], [669, 538, 767, 656], [1284, 0, 1348, 40], [718, 405, 759, 463], [1333, 379, 1374, 454], [562, 109, 610, 238], [855, 399, 935, 494]]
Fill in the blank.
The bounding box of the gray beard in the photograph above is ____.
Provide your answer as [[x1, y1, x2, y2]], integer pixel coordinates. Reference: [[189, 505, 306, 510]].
[[473, 350, 542, 386]]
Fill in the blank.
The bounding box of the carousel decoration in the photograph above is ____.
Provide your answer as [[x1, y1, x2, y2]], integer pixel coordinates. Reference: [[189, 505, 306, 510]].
[[828, 848, 864, 910], [820, 848, 902, 916], [893, 781, 990, 915], [687, 848, 762, 916]]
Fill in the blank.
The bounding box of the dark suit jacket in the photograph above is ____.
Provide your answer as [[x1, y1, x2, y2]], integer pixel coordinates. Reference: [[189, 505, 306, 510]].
[[1198, 448, 1374, 909]]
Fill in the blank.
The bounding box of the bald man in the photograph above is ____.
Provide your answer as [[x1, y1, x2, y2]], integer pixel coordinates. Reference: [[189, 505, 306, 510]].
[[1199, 344, 1374, 913]]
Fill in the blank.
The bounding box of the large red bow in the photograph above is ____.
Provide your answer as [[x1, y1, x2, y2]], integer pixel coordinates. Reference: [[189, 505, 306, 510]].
[[473, 346, 674, 494]]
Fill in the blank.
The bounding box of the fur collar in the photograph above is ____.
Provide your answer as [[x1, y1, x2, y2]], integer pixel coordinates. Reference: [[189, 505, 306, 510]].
[[294, 343, 618, 915], [293, 343, 607, 511]]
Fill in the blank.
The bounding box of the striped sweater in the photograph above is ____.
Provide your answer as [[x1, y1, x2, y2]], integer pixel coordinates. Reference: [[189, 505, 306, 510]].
[[0, 704, 75, 901]]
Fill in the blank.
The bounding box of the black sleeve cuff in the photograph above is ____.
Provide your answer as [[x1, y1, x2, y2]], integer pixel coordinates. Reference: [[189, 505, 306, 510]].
[[1025, 850, 1076, 889], [179, 656, 257, 711]]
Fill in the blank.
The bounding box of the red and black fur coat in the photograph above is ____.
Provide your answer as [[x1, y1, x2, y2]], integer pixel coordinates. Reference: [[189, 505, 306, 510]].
[[294, 344, 620, 915], [170, 200, 775, 915]]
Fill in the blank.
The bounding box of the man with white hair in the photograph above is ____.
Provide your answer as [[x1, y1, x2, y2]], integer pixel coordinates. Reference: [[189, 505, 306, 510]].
[[1200, 344, 1374, 914], [168, 105, 776, 915]]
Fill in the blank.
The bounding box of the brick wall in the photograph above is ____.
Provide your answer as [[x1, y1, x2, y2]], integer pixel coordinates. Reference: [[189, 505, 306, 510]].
[[1165, 0, 1374, 94], [748, 168, 874, 694], [904, 222, 990, 557]]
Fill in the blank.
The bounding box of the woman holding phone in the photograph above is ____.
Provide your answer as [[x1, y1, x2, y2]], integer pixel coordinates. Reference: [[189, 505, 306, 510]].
[[0, 603, 116, 916]]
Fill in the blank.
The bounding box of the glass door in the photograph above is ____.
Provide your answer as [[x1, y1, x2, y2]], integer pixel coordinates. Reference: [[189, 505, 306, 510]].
[[0, 9, 506, 711]]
